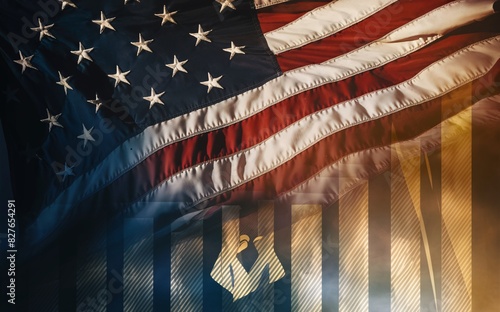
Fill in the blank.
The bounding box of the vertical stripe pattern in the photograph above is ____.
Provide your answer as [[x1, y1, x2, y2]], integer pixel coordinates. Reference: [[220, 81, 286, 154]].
[[257, 201, 285, 286], [322, 202, 340, 312], [291, 204, 322, 312], [76, 231, 106, 311], [212, 206, 241, 308], [391, 142, 421, 312], [441, 88, 473, 312], [171, 225, 204, 311], [252, 201, 278, 311], [339, 181, 369, 312], [123, 218, 153, 312], [368, 173, 392, 312], [153, 215, 172, 311]]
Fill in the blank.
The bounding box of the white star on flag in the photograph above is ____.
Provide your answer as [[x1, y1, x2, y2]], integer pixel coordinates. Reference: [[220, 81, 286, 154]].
[[40, 109, 63, 131], [131, 33, 154, 56], [200, 73, 223, 93], [87, 94, 105, 113], [71, 42, 94, 64], [14, 51, 37, 73], [166, 55, 188, 77], [143, 88, 165, 108], [155, 5, 177, 25], [56, 71, 73, 95], [59, 0, 76, 10], [30, 18, 55, 41], [223, 41, 245, 60], [108, 66, 131, 87], [189, 25, 212, 46], [77, 124, 96, 147], [92, 11, 116, 34], [216, 0, 236, 12]]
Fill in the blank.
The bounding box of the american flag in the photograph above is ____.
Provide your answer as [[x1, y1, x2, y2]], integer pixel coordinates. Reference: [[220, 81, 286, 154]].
[[0, 0, 499, 311]]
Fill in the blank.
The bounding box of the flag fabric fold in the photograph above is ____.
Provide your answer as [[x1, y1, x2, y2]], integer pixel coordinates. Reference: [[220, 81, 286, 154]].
[[0, 0, 499, 310]]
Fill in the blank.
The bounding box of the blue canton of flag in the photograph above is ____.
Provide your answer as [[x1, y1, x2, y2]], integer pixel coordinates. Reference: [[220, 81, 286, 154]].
[[1, 0, 279, 213]]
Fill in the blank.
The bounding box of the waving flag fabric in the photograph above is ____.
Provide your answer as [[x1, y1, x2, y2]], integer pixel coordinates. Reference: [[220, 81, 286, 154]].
[[0, 0, 499, 311]]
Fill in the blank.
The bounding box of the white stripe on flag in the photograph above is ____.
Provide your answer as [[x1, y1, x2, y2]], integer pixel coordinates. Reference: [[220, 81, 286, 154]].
[[381, 0, 494, 43], [254, 0, 292, 9], [264, 0, 397, 54]]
